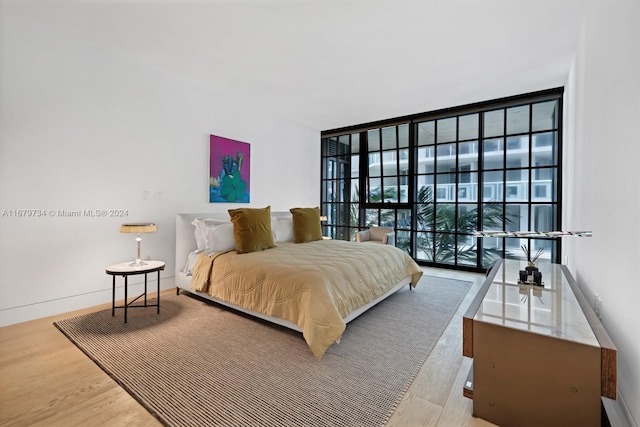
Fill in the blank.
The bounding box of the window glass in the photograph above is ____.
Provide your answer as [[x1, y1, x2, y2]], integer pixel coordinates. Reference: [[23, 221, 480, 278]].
[[506, 136, 529, 168], [533, 131, 558, 166], [323, 136, 338, 156], [534, 168, 556, 202], [368, 129, 380, 151], [505, 203, 529, 231], [367, 177, 381, 202], [349, 204, 359, 226], [484, 109, 504, 138], [415, 232, 434, 261], [458, 172, 477, 201], [416, 175, 435, 198], [399, 186, 408, 203], [483, 138, 504, 169], [533, 204, 556, 231], [482, 237, 504, 268], [398, 124, 409, 148], [505, 170, 528, 201], [436, 143, 457, 172], [350, 181, 359, 199], [364, 209, 379, 226], [436, 174, 456, 201], [532, 100, 558, 132], [483, 170, 503, 202], [435, 205, 456, 231], [459, 113, 479, 141], [417, 147, 435, 173], [437, 117, 457, 143], [533, 131, 554, 148], [382, 178, 398, 202], [351, 133, 360, 153], [382, 151, 397, 176], [381, 126, 396, 150], [417, 121, 435, 146], [507, 105, 530, 135], [434, 233, 456, 265], [483, 202, 506, 230], [368, 152, 381, 177], [398, 149, 410, 173], [323, 180, 333, 202], [458, 141, 478, 171], [351, 154, 359, 178], [380, 209, 396, 227], [457, 204, 476, 230]]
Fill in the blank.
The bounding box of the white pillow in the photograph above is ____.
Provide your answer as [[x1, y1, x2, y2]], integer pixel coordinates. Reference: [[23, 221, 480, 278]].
[[192, 218, 221, 250], [204, 223, 236, 255], [192, 218, 235, 253], [183, 249, 203, 275], [271, 217, 294, 243]]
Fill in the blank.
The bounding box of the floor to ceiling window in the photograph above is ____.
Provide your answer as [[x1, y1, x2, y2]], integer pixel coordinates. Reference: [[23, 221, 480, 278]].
[[321, 88, 563, 271], [321, 134, 357, 241]]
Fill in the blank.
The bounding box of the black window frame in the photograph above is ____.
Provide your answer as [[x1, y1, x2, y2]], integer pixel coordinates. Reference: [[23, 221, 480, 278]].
[[321, 88, 563, 271]]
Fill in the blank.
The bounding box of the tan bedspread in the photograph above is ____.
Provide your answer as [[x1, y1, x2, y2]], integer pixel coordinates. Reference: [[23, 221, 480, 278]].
[[190, 239, 423, 359]]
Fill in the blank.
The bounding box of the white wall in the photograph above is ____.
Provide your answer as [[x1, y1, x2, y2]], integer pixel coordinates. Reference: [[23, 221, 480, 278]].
[[0, 13, 320, 326], [564, 0, 640, 424]]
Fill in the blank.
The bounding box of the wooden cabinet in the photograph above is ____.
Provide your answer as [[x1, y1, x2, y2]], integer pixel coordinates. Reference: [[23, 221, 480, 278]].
[[463, 259, 616, 427]]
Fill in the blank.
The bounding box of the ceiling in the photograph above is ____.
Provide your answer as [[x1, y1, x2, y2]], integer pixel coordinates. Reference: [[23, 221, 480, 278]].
[[3, 0, 590, 131]]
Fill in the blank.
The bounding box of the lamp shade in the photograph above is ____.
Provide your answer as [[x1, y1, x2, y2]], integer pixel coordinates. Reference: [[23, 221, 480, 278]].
[[120, 223, 157, 233], [120, 223, 156, 267]]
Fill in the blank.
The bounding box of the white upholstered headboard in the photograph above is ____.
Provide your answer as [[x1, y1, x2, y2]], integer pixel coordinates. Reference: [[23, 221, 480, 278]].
[[175, 211, 292, 277]]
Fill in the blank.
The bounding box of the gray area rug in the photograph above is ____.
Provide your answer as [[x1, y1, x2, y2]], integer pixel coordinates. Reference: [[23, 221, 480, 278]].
[[54, 276, 471, 427]]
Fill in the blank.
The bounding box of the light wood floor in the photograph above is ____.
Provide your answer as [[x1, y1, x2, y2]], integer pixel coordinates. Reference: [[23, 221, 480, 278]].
[[0, 269, 496, 427]]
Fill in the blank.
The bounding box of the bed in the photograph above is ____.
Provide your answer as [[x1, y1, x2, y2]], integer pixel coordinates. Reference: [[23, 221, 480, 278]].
[[175, 212, 423, 359]]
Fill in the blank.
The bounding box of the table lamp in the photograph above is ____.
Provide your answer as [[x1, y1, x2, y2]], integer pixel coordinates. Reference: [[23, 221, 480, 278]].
[[120, 222, 157, 266]]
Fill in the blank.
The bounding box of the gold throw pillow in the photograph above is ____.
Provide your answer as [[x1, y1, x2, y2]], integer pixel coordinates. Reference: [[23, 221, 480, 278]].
[[228, 206, 275, 254], [290, 207, 323, 243]]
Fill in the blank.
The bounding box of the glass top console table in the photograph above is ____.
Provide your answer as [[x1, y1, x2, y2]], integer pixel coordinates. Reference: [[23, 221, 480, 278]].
[[462, 259, 617, 427]]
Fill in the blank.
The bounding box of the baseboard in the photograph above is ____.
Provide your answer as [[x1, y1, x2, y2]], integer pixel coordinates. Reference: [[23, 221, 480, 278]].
[[0, 276, 175, 327], [603, 389, 638, 427]]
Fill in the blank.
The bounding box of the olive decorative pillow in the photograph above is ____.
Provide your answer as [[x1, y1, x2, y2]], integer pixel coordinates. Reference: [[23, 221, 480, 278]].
[[290, 207, 323, 243], [228, 206, 275, 254]]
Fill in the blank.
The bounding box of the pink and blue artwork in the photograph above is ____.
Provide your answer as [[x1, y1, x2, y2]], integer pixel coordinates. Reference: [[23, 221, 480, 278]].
[[209, 134, 250, 203]]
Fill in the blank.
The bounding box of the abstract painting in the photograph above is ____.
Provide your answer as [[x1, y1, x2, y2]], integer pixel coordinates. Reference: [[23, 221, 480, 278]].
[[209, 134, 250, 203]]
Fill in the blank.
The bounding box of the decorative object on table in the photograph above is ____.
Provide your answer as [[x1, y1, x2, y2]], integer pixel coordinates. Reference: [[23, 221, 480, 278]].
[[473, 230, 592, 238], [475, 229, 592, 285], [533, 271, 542, 285], [518, 283, 543, 302], [209, 134, 250, 203], [120, 223, 157, 267], [519, 270, 527, 282], [519, 245, 544, 286]]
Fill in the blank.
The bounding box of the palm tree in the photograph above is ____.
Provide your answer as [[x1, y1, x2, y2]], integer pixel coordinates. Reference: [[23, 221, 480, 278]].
[[350, 186, 398, 229], [415, 186, 509, 265], [347, 184, 509, 267]]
